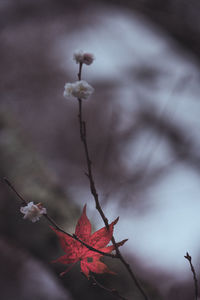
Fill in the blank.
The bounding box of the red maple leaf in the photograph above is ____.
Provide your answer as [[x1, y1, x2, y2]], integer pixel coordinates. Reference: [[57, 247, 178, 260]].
[[50, 205, 127, 278]]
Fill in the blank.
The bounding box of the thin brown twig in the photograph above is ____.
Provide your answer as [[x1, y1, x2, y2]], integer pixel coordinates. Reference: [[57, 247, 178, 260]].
[[3, 179, 127, 300], [77, 65, 149, 300], [91, 275, 128, 300], [3, 180, 126, 300], [78, 62, 83, 81], [4, 177, 127, 300], [3, 177, 28, 205], [184, 252, 199, 300], [3, 177, 116, 259], [4, 178, 131, 298]]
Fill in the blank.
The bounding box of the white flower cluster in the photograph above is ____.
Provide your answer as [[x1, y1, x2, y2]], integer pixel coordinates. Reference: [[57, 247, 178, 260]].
[[63, 50, 95, 100], [20, 202, 47, 223], [73, 50, 94, 65], [64, 80, 94, 100]]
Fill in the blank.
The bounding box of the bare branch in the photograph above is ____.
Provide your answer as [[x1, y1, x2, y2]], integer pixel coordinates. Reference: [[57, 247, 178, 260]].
[[184, 252, 199, 300], [3, 178, 117, 259], [77, 64, 149, 300]]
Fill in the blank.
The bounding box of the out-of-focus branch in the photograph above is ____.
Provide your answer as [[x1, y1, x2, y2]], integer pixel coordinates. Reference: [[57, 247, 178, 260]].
[[184, 252, 199, 300], [139, 107, 200, 173]]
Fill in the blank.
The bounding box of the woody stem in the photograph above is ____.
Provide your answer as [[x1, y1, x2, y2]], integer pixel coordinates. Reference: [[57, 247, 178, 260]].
[[184, 252, 199, 300], [77, 64, 149, 300], [3, 177, 116, 259], [4, 178, 127, 300], [91, 275, 128, 300]]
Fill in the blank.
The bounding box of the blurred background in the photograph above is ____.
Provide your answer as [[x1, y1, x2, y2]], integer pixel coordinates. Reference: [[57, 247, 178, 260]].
[[1, 0, 200, 299]]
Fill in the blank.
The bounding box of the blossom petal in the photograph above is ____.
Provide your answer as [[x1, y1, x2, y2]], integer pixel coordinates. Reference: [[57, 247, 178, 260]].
[[90, 217, 119, 248], [75, 205, 92, 241], [64, 81, 94, 100], [20, 202, 46, 222], [73, 50, 94, 65]]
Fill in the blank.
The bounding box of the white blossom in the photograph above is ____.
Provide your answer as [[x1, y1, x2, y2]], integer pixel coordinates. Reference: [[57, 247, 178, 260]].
[[63, 82, 74, 98], [73, 50, 84, 64], [64, 80, 94, 100], [73, 50, 94, 65], [20, 202, 47, 223]]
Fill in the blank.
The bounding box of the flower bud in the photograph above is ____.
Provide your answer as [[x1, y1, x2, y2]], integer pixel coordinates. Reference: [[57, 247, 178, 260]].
[[64, 80, 94, 100], [73, 50, 94, 65]]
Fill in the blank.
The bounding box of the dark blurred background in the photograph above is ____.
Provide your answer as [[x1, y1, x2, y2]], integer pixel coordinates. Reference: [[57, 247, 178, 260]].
[[1, 0, 200, 299]]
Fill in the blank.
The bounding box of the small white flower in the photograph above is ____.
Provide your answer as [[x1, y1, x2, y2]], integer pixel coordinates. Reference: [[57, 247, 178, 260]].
[[73, 50, 84, 64], [72, 80, 94, 99], [20, 202, 47, 223], [63, 80, 94, 100], [63, 82, 75, 98], [73, 50, 94, 65]]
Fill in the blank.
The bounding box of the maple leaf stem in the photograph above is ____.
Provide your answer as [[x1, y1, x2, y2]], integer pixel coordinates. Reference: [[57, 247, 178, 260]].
[[76, 65, 150, 300], [91, 275, 128, 300]]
